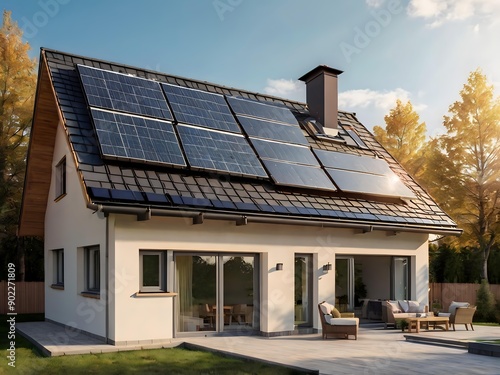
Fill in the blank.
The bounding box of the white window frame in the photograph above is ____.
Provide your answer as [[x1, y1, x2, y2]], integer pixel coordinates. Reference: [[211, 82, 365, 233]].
[[85, 246, 100, 293], [53, 249, 64, 286], [140, 251, 166, 292], [55, 157, 66, 199]]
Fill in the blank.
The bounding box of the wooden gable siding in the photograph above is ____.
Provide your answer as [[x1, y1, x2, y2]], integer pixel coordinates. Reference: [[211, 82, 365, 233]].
[[18, 56, 61, 237]]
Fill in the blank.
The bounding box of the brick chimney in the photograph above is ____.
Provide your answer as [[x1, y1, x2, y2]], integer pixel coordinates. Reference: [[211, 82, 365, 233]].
[[299, 65, 343, 129]]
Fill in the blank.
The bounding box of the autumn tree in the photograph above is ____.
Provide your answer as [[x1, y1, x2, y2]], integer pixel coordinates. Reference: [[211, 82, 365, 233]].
[[373, 99, 427, 179], [436, 69, 500, 282], [0, 11, 37, 280]]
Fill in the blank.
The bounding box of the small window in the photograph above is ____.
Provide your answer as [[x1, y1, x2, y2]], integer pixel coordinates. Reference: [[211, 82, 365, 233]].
[[85, 246, 100, 293], [52, 249, 64, 287], [55, 157, 66, 199], [140, 251, 166, 292]]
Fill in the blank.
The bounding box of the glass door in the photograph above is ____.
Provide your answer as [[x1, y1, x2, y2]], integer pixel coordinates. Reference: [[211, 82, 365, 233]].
[[294, 254, 312, 327], [223, 255, 258, 331], [335, 257, 354, 312], [175, 253, 259, 334], [392, 257, 409, 300], [176, 255, 217, 333]]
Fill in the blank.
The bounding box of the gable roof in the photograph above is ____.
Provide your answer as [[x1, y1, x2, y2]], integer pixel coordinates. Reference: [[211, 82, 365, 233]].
[[19, 48, 461, 237]]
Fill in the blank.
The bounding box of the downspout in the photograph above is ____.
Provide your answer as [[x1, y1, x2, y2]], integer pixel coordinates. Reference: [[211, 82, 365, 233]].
[[105, 214, 109, 344]]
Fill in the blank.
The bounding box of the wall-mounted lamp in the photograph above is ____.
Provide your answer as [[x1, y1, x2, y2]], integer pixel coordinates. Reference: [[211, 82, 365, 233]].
[[323, 262, 332, 272], [276, 263, 283, 271]]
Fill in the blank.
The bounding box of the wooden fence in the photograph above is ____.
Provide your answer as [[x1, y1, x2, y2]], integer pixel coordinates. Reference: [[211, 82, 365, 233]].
[[429, 282, 500, 310], [0, 281, 44, 314]]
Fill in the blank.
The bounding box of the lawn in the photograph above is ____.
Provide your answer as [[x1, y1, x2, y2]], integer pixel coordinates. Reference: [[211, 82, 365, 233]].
[[1, 315, 309, 375]]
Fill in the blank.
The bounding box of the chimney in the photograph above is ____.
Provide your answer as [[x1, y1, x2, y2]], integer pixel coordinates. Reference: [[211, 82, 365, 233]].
[[298, 65, 343, 129]]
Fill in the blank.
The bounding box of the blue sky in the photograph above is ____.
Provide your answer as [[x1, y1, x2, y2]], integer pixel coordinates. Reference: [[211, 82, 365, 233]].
[[4, 0, 500, 136]]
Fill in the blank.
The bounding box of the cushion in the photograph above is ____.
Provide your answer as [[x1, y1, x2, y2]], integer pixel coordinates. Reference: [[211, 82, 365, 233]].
[[387, 301, 402, 313], [327, 317, 359, 326], [331, 306, 341, 318], [438, 312, 451, 317], [449, 301, 469, 315], [398, 300, 410, 313], [320, 302, 334, 315], [408, 301, 426, 313]]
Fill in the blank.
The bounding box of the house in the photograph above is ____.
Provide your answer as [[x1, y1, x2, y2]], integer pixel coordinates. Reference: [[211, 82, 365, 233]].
[[19, 48, 460, 345]]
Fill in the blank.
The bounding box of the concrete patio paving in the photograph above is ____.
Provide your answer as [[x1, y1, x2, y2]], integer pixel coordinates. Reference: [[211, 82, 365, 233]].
[[17, 321, 500, 374]]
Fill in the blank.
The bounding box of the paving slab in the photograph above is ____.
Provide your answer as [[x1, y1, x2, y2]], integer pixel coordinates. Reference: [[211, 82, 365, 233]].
[[17, 321, 500, 374]]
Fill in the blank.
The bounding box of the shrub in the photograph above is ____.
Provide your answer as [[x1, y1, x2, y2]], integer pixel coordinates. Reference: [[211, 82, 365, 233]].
[[475, 279, 496, 322]]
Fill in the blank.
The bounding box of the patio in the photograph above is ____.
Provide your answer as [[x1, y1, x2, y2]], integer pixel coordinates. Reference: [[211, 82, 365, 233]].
[[17, 321, 500, 374]]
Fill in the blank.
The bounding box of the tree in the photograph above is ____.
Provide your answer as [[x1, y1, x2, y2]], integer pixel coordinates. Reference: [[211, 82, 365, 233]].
[[0, 11, 37, 280], [373, 99, 427, 179], [436, 69, 500, 282]]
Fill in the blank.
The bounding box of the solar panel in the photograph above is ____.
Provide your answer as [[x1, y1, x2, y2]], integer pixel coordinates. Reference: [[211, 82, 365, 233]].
[[78, 65, 173, 120], [325, 168, 416, 199], [227, 96, 299, 126], [313, 149, 392, 176], [238, 115, 309, 145], [91, 109, 186, 167], [162, 84, 241, 133], [176, 124, 268, 178], [250, 138, 319, 166], [261, 160, 336, 191]]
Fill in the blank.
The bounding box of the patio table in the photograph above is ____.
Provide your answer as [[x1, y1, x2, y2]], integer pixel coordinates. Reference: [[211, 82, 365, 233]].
[[405, 316, 449, 333]]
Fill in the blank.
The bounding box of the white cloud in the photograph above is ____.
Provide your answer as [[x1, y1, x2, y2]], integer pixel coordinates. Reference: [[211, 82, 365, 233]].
[[365, 0, 386, 8], [263, 79, 305, 101], [407, 0, 500, 27], [338, 88, 427, 112]]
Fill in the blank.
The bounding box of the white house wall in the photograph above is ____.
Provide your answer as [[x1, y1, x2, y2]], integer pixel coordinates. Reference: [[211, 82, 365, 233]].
[[44, 123, 107, 339], [109, 213, 429, 343]]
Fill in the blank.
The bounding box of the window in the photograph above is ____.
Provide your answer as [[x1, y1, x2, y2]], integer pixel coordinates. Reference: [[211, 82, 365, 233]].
[[52, 249, 64, 287], [140, 251, 165, 292], [55, 157, 66, 199], [85, 246, 100, 293]]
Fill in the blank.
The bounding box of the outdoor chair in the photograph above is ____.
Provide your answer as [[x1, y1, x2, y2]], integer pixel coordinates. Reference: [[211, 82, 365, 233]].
[[231, 304, 247, 325], [318, 301, 358, 340], [438, 302, 476, 331]]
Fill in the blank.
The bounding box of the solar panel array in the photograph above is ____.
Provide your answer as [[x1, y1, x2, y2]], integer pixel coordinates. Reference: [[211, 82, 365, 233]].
[[314, 149, 416, 199], [78, 65, 173, 120], [177, 125, 267, 178], [91, 109, 186, 167], [77, 65, 416, 200], [162, 84, 241, 133]]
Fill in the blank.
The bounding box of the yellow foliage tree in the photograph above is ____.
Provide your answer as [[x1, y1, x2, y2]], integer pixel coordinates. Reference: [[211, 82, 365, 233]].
[[432, 69, 500, 281], [373, 99, 427, 180], [0, 10, 37, 279]]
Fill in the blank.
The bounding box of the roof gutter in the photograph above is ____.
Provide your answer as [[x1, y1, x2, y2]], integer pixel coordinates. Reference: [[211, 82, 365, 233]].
[[86, 202, 462, 237]]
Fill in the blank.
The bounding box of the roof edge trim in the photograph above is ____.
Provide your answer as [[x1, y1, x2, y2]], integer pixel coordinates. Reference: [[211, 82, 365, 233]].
[[87, 203, 462, 237]]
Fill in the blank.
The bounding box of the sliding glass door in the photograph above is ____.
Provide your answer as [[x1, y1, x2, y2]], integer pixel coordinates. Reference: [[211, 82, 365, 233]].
[[294, 254, 312, 327], [175, 253, 259, 334], [392, 257, 409, 300], [335, 257, 354, 312]]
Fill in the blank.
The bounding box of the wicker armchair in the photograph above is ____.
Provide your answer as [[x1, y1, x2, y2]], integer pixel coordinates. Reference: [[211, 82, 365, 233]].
[[438, 302, 476, 331], [450, 306, 477, 331], [318, 302, 358, 340]]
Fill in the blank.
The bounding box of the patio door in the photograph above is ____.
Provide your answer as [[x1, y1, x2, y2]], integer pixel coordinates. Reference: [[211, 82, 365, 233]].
[[294, 254, 312, 327], [175, 253, 259, 334], [391, 257, 409, 300], [335, 257, 354, 312]]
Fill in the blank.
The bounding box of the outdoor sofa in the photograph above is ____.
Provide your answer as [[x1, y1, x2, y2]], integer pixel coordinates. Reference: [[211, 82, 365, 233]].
[[381, 300, 428, 329]]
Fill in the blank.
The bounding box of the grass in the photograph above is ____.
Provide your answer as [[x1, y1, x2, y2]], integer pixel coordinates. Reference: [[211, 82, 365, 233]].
[[1, 315, 308, 375]]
